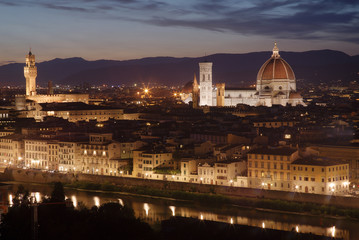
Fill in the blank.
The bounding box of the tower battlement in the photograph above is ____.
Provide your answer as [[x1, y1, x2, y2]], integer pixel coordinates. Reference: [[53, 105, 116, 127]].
[[24, 50, 37, 96]]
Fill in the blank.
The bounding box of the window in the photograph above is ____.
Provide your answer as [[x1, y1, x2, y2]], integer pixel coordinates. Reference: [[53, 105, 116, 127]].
[[261, 162, 264, 168], [322, 168, 324, 172], [311, 178, 315, 182], [304, 177, 309, 181], [293, 166, 296, 170], [312, 168, 314, 172]]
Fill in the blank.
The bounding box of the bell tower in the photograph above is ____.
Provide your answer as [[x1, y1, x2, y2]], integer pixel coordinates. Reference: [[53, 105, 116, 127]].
[[24, 50, 37, 96], [199, 61, 213, 106]]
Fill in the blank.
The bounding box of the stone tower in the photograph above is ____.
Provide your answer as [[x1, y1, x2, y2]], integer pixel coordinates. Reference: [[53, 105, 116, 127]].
[[192, 73, 199, 108], [216, 83, 225, 107], [199, 62, 213, 106], [24, 50, 37, 96]]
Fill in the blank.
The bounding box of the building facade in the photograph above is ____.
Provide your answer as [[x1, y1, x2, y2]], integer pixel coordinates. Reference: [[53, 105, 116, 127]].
[[184, 43, 305, 107], [291, 157, 349, 195], [247, 148, 297, 191]]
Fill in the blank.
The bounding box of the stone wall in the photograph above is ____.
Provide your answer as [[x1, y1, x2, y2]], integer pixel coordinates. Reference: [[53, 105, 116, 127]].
[[2, 168, 359, 209]]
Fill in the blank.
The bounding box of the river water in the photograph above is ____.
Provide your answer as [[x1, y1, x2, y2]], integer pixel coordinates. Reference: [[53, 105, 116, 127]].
[[5, 182, 359, 240]]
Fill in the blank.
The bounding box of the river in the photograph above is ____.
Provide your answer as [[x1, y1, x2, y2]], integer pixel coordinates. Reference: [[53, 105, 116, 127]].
[[4, 182, 359, 240]]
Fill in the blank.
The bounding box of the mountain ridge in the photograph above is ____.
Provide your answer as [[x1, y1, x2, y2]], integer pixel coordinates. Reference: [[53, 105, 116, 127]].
[[0, 49, 358, 87]]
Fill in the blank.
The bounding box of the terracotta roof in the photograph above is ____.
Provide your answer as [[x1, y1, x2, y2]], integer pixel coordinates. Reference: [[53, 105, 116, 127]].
[[257, 57, 295, 81], [289, 92, 302, 99], [292, 157, 346, 166]]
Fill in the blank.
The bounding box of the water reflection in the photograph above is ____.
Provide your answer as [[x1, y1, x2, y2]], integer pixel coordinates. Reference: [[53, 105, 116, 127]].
[[94, 196, 100, 207], [169, 206, 175, 216], [8, 194, 13, 207], [71, 195, 77, 208], [331, 226, 336, 238], [4, 184, 355, 240], [143, 203, 150, 217]]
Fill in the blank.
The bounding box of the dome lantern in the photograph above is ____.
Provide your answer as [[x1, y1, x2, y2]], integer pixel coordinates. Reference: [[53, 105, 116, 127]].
[[271, 42, 280, 58]]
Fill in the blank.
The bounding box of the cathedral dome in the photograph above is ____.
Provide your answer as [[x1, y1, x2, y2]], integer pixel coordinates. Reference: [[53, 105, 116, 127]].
[[256, 43, 295, 81]]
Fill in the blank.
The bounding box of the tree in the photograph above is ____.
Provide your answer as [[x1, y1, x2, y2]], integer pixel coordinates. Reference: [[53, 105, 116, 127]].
[[50, 182, 65, 203]]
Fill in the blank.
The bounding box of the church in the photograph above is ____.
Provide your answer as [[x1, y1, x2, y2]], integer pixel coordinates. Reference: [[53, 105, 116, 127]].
[[183, 43, 304, 107]]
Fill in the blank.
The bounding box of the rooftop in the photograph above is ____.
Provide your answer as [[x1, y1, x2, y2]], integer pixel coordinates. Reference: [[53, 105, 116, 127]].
[[248, 147, 297, 156], [292, 157, 347, 166], [39, 102, 122, 111]]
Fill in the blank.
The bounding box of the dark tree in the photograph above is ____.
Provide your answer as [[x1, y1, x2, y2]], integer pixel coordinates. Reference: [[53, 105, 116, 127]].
[[50, 182, 65, 203]]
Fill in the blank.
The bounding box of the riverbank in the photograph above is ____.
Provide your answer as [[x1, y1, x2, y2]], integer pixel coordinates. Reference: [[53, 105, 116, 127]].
[[5, 181, 357, 239], [2, 168, 359, 221], [62, 181, 359, 221]]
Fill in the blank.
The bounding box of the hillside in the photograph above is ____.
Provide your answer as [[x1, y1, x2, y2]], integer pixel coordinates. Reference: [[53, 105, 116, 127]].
[[0, 50, 358, 87]]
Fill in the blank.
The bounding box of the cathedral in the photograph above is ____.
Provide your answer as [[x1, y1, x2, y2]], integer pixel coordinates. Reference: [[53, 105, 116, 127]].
[[183, 43, 304, 107]]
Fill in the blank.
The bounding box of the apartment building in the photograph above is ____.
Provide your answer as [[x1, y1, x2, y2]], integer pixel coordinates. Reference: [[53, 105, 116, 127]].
[[291, 157, 349, 195], [133, 149, 173, 178], [198, 159, 247, 186], [247, 147, 297, 191], [0, 134, 24, 167], [24, 138, 49, 169]]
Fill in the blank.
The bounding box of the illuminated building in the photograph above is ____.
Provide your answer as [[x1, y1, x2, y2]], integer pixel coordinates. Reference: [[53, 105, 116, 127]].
[[133, 150, 173, 178], [16, 50, 89, 111], [247, 147, 297, 191], [291, 157, 349, 195], [183, 43, 305, 107], [18, 102, 124, 122]]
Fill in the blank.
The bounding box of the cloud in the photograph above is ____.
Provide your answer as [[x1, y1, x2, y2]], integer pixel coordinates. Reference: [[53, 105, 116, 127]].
[[1, 0, 358, 44]]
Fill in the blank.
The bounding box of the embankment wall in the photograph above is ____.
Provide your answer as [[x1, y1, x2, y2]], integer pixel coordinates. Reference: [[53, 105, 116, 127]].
[[1, 168, 358, 209]]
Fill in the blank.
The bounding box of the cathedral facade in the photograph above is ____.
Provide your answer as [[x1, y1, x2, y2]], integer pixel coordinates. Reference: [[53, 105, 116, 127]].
[[186, 43, 304, 107]]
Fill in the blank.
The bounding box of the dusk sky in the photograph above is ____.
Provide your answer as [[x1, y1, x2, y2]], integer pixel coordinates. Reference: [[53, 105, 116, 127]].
[[0, 0, 358, 65]]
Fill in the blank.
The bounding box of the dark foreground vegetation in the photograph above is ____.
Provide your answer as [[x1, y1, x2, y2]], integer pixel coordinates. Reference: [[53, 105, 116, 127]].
[[1, 182, 341, 240], [65, 181, 359, 220], [161, 217, 338, 240]]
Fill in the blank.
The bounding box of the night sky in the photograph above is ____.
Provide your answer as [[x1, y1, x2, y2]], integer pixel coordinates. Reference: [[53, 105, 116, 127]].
[[0, 0, 358, 65]]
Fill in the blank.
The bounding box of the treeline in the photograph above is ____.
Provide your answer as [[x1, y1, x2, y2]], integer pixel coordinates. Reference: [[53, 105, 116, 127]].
[[0, 182, 154, 240]]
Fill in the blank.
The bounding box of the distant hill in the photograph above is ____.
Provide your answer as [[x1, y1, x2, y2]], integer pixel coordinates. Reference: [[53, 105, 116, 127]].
[[0, 50, 358, 87]]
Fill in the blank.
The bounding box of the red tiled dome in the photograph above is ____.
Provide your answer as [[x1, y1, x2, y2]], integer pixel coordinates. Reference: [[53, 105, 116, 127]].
[[257, 44, 295, 81]]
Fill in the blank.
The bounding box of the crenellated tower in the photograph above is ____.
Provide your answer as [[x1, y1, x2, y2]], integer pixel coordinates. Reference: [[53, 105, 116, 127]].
[[24, 50, 37, 96]]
